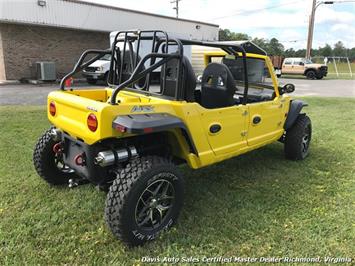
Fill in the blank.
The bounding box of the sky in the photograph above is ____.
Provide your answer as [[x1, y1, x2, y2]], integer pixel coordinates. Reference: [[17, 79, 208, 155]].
[[84, 0, 355, 50]]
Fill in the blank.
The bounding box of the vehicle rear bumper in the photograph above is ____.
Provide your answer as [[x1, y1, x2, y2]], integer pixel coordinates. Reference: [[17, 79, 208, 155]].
[[61, 132, 106, 184], [82, 72, 106, 80]]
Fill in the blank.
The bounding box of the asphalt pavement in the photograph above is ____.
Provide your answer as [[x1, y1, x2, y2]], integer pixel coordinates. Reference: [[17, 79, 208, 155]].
[[278, 78, 355, 98], [0, 78, 354, 105]]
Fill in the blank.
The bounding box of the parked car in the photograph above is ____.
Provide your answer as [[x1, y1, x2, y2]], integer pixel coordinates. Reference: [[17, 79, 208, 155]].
[[82, 54, 111, 84], [273, 57, 328, 79]]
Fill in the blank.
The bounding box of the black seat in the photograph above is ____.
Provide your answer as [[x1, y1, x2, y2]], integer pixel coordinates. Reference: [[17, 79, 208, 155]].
[[201, 63, 237, 109], [160, 56, 196, 101], [120, 51, 145, 87]]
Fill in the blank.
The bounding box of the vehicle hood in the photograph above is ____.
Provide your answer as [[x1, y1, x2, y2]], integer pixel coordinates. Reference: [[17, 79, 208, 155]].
[[305, 63, 327, 68], [89, 60, 110, 67]]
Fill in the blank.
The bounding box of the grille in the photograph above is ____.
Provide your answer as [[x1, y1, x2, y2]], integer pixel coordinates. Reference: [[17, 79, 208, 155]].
[[85, 67, 98, 72]]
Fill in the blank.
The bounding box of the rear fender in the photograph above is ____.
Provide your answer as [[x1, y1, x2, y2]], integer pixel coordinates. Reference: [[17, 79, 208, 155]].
[[112, 113, 198, 154], [284, 100, 308, 130]]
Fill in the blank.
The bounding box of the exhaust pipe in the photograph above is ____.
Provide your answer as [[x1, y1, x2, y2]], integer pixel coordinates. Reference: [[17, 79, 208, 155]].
[[94, 146, 138, 167]]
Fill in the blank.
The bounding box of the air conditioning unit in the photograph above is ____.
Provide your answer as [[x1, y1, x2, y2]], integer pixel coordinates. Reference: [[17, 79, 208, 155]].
[[35, 61, 56, 81]]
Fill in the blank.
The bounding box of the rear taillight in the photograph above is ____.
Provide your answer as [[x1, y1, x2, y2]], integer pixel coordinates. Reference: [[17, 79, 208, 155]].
[[49, 101, 56, 116], [87, 113, 98, 132]]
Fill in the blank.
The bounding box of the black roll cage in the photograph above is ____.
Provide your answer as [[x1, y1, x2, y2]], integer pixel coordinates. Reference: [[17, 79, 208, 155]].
[[60, 30, 249, 105]]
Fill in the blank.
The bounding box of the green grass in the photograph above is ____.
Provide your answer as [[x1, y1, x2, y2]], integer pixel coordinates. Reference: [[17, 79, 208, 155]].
[[327, 62, 355, 74], [0, 98, 354, 265]]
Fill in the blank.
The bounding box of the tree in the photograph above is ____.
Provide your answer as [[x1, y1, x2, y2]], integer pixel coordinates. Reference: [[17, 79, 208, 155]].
[[267, 38, 284, 56], [251, 37, 268, 52], [294, 49, 306, 57], [348, 48, 355, 61], [319, 44, 332, 57], [219, 29, 232, 41], [217, 28, 355, 60], [333, 41, 346, 56], [284, 48, 296, 57], [218, 28, 250, 41]]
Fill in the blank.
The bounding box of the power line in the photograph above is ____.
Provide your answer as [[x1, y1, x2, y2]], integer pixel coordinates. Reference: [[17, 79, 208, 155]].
[[210, 0, 304, 20]]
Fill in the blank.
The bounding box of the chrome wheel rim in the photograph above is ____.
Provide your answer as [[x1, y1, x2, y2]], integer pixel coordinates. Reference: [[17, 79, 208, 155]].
[[54, 153, 74, 174], [301, 126, 311, 156], [135, 177, 175, 230]]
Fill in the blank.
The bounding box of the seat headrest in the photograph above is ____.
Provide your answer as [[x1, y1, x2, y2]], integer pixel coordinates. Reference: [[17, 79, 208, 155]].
[[120, 51, 145, 87], [202, 63, 236, 90], [161, 56, 196, 101]]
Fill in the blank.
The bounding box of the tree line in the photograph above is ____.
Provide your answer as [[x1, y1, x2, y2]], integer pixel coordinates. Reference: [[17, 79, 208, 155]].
[[219, 29, 355, 60]]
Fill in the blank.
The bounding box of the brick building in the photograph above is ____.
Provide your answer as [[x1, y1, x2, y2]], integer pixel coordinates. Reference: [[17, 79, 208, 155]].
[[0, 0, 219, 81]]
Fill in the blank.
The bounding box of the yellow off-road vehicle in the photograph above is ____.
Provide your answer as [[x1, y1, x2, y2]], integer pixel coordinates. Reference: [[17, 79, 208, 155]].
[[33, 30, 312, 246]]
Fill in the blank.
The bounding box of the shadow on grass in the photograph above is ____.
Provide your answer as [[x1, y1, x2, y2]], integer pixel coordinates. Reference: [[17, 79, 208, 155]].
[[159, 142, 343, 249]]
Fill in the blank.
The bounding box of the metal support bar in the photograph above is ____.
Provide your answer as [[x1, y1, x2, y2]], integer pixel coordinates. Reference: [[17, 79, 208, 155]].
[[60, 49, 111, 90], [110, 53, 180, 104]]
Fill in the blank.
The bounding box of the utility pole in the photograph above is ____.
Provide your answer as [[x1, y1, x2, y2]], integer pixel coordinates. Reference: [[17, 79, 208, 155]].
[[306, 0, 317, 59], [171, 0, 181, 18], [306, 1, 334, 59]]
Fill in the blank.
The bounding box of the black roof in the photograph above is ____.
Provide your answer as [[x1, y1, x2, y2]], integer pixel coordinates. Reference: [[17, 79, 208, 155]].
[[212, 41, 267, 55], [180, 39, 267, 56]]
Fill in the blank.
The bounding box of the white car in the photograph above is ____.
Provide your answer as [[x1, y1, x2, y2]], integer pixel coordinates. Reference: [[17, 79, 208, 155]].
[[82, 54, 111, 84], [83, 31, 192, 85]]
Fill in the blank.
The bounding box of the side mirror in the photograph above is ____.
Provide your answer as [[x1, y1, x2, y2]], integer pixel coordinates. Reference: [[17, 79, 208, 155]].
[[284, 83, 295, 93], [299, 62, 304, 66], [279, 83, 295, 95]]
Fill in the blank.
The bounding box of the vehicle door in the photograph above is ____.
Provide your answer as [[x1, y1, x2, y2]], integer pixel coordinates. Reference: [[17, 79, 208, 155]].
[[246, 58, 285, 146], [198, 105, 248, 156], [282, 58, 293, 74], [197, 55, 248, 156], [292, 58, 305, 74]]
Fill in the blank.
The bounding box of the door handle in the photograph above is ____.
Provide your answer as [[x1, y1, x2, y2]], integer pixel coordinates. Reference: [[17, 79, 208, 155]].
[[253, 116, 261, 124], [209, 124, 221, 133]]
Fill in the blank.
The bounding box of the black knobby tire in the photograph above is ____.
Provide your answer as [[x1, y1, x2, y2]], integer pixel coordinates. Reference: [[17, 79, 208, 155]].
[[306, 70, 316, 79], [284, 115, 312, 160], [33, 129, 73, 185], [105, 156, 184, 246], [316, 74, 324, 79]]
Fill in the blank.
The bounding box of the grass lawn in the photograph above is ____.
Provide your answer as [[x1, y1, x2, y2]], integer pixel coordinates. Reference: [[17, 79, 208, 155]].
[[0, 98, 354, 264]]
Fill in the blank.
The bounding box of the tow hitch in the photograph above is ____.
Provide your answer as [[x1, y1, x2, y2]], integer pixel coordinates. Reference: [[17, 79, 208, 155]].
[[68, 178, 90, 188]]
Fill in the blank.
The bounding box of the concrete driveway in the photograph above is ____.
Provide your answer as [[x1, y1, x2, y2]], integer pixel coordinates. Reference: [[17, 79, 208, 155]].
[[279, 78, 355, 98], [0, 83, 100, 105], [0, 78, 354, 105]]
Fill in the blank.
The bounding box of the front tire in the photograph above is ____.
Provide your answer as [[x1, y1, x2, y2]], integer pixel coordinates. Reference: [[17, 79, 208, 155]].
[[306, 70, 316, 79], [284, 115, 312, 160], [316, 73, 324, 79], [33, 129, 74, 185], [105, 156, 184, 246]]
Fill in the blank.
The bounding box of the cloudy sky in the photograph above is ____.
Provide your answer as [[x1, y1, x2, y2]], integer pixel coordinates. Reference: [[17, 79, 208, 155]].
[[85, 0, 355, 49]]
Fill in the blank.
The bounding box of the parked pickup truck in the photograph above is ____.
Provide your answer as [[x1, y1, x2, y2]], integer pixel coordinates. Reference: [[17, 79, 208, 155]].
[[82, 54, 111, 84], [272, 57, 328, 79]]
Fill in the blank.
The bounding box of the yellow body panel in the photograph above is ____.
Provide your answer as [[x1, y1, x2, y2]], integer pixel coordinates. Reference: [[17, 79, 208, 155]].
[[48, 52, 291, 170]]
